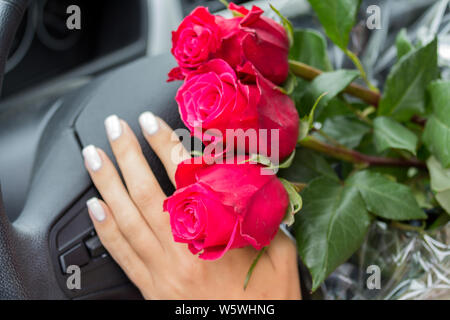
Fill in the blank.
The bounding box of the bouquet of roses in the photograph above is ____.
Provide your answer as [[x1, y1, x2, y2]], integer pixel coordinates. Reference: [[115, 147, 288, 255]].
[[164, 0, 450, 294], [164, 2, 300, 285]]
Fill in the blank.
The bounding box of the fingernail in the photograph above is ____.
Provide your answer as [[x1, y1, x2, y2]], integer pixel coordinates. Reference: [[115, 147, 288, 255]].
[[139, 111, 159, 135], [87, 197, 105, 222], [82, 145, 102, 171], [105, 115, 122, 141]]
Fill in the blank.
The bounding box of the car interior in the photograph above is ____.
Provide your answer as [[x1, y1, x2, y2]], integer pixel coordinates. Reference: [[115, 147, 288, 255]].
[[0, 0, 442, 299]]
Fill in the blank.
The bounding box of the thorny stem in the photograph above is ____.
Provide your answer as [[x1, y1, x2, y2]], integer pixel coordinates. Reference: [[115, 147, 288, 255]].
[[288, 60, 381, 107], [299, 136, 427, 169]]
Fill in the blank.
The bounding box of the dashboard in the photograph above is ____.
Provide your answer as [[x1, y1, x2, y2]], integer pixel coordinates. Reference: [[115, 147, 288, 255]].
[[2, 0, 306, 100], [3, 0, 148, 98]]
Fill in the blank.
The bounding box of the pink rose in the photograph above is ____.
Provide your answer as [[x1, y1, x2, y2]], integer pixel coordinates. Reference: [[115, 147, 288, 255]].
[[163, 156, 289, 260], [168, 7, 223, 81], [168, 5, 290, 85], [175, 59, 299, 160], [216, 4, 290, 85], [176, 58, 258, 138]]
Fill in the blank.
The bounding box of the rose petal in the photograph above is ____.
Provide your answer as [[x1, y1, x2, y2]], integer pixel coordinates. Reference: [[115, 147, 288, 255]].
[[198, 219, 239, 260], [256, 73, 299, 160], [174, 156, 210, 189], [241, 33, 289, 85], [240, 177, 289, 249], [167, 67, 185, 82], [195, 161, 272, 214]]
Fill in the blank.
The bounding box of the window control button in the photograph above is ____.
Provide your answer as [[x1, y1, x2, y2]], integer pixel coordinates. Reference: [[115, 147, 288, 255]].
[[59, 243, 90, 273], [85, 235, 106, 258]]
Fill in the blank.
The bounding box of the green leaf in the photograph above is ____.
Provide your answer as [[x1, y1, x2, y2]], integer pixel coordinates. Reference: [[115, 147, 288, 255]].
[[396, 29, 414, 60], [427, 80, 450, 125], [242, 154, 272, 167], [427, 156, 450, 214], [289, 29, 333, 71], [321, 115, 371, 149], [378, 38, 438, 121], [427, 156, 450, 192], [423, 80, 450, 168], [424, 116, 450, 168], [279, 178, 303, 226], [299, 70, 359, 117], [436, 191, 450, 216], [244, 247, 266, 290], [296, 177, 371, 291], [315, 97, 354, 123], [276, 149, 296, 169], [270, 4, 294, 47], [244, 150, 296, 170], [298, 120, 310, 144], [298, 92, 328, 141], [347, 170, 427, 220], [291, 78, 310, 112], [373, 116, 418, 155], [307, 0, 361, 50], [280, 72, 297, 95], [279, 148, 339, 183]]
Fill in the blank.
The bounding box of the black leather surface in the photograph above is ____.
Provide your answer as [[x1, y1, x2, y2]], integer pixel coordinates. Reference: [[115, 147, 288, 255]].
[[0, 0, 30, 299], [0, 186, 27, 299], [0, 53, 182, 299], [0, 0, 29, 96], [0, 0, 186, 300]]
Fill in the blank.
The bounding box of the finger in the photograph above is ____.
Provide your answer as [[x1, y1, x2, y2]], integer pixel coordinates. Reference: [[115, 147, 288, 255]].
[[82, 144, 162, 263], [104, 115, 170, 236], [139, 112, 190, 186], [266, 230, 297, 263], [105, 115, 166, 207], [266, 231, 302, 300], [86, 197, 153, 296]]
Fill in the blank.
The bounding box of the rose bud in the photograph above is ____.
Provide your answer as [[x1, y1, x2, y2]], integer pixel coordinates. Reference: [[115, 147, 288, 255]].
[[163, 156, 289, 260], [168, 7, 222, 81], [175, 59, 299, 161], [216, 4, 290, 85]]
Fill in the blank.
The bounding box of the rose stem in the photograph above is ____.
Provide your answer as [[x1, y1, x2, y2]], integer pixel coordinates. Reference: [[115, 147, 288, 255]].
[[288, 60, 380, 106], [299, 136, 427, 169], [288, 60, 427, 127], [390, 220, 426, 233]]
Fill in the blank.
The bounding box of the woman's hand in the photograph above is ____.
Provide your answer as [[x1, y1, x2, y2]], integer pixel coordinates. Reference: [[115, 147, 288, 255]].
[[82, 112, 301, 300]]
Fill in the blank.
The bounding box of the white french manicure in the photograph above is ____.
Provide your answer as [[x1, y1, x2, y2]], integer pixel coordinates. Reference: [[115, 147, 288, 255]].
[[87, 197, 106, 222], [139, 111, 159, 136], [105, 114, 122, 141], [82, 145, 102, 171]]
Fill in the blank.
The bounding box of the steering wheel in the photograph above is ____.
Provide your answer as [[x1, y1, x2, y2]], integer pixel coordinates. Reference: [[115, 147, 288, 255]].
[[0, 0, 184, 299]]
